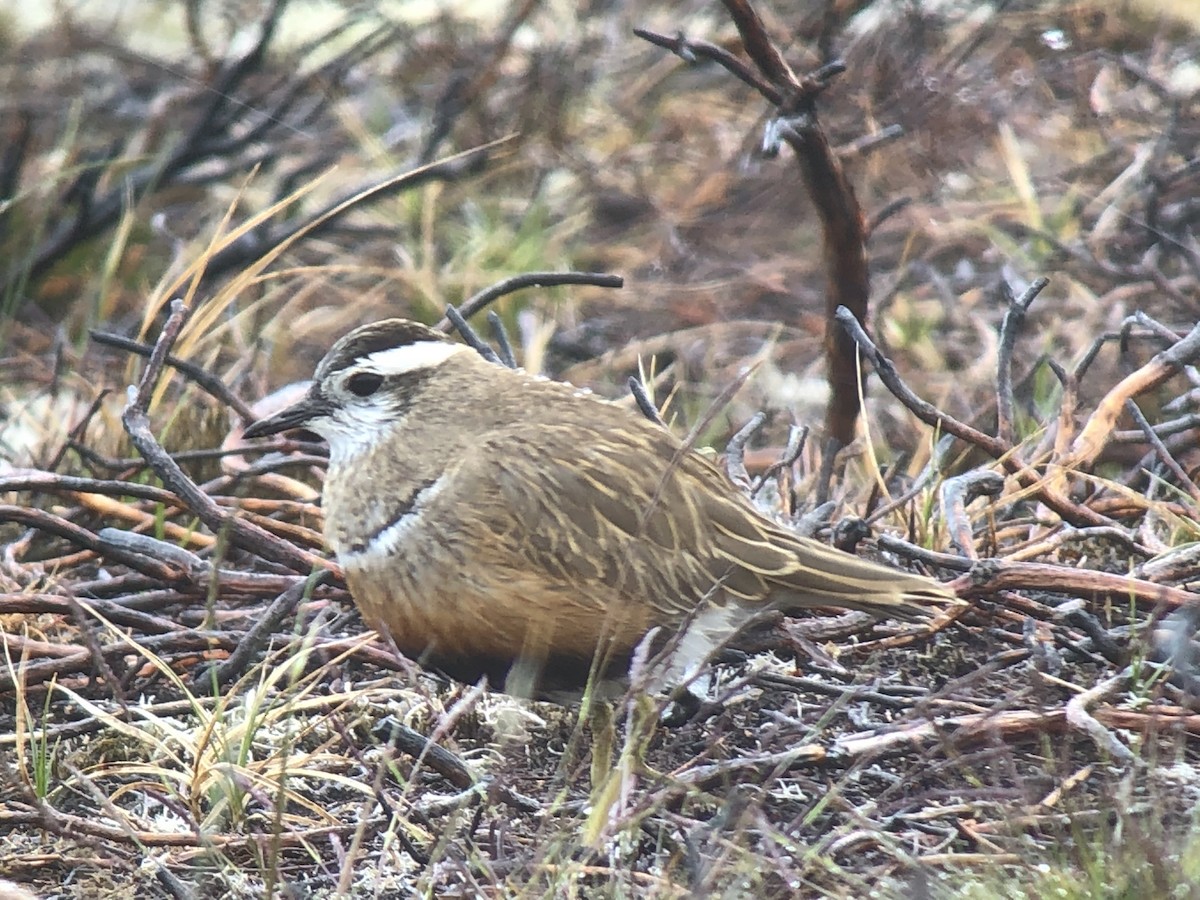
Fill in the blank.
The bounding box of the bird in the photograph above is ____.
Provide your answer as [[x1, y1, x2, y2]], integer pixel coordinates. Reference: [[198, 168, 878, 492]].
[[243, 318, 958, 705]]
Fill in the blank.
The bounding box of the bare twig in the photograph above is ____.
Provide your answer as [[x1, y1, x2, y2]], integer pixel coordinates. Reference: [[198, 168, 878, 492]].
[[435, 272, 624, 331], [1125, 399, 1200, 505], [120, 300, 334, 576], [90, 330, 256, 423], [627, 376, 667, 428], [939, 471, 1005, 558], [959, 559, 1199, 609], [638, 2, 873, 445], [632, 28, 782, 104], [1065, 670, 1136, 763], [877, 534, 975, 573], [752, 423, 807, 499], [1069, 320, 1200, 470], [725, 413, 766, 490], [836, 305, 1108, 528], [996, 277, 1049, 444], [487, 311, 518, 369], [444, 304, 502, 365], [201, 570, 329, 688], [378, 719, 540, 814], [0, 470, 179, 506], [0, 506, 186, 583]]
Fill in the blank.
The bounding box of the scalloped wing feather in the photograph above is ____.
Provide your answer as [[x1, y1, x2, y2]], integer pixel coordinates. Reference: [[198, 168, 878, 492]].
[[464, 420, 953, 624]]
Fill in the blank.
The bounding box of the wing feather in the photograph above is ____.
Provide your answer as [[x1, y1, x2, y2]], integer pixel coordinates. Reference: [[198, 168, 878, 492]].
[[454, 413, 953, 624]]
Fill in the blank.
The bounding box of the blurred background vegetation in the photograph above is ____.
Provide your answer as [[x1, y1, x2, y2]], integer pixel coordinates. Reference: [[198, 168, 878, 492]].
[[3, 0, 1193, 464]]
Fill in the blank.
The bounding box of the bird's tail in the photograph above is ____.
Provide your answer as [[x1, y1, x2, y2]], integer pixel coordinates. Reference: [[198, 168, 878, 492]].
[[712, 512, 961, 621], [768, 534, 959, 621], [697, 468, 961, 621]]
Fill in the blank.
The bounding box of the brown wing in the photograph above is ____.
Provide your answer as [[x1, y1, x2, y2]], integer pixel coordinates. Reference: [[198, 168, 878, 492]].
[[686, 451, 957, 617], [466, 423, 727, 620], [459, 416, 953, 624]]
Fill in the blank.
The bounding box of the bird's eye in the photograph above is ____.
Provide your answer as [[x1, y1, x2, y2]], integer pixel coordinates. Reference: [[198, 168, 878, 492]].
[[346, 372, 384, 397]]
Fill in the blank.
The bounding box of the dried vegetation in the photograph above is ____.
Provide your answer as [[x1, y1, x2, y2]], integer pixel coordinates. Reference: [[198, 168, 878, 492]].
[[2, 0, 1200, 897]]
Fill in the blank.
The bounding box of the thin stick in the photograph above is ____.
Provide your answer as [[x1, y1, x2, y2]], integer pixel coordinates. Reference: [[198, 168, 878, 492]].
[[725, 412, 766, 490], [444, 304, 501, 365], [996, 277, 1049, 444], [90, 330, 257, 423], [487, 310, 518, 369], [939, 470, 1006, 558], [121, 300, 333, 575], [203, 571, 329, 687], [435, 272, 623, 331], [1069, 319, 1200, 469], [1125, 399, 1200, 505], [835, 305, 1108, 528], [627, 376, 667, 427]]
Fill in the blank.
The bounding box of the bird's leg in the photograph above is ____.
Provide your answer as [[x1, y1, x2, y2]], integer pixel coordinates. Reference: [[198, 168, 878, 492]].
[[587, 698, 615, 792], [581, 694, 662, 849], [644, 605, 739, 724], [660, 674, 708, 726]]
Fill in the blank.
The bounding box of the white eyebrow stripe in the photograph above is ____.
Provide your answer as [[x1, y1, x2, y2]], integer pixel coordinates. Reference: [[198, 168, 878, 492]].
[[362, 341, 466, 375]]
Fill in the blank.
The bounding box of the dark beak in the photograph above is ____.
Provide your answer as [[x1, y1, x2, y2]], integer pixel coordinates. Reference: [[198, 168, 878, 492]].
[[243, 396, 322, 440]]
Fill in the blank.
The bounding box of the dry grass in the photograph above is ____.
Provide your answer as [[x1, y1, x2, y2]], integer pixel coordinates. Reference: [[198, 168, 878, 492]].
[[2, 1, 1200, 897]]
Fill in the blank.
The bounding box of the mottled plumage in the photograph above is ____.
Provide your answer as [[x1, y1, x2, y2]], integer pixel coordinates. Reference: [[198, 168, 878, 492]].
[[245, 319, 957, 700]]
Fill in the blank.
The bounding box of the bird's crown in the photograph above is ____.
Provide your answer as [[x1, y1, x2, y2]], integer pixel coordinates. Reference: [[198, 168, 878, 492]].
[[315, 319, 459, 384]]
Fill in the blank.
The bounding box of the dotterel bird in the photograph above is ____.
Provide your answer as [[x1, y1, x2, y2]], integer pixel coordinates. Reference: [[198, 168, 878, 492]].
[[244, 319, 956, 702]]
